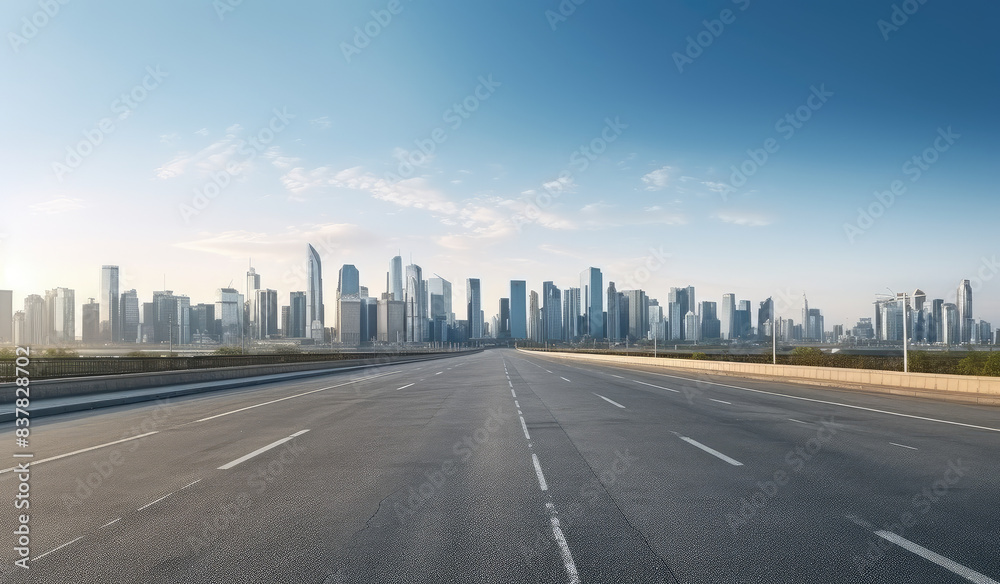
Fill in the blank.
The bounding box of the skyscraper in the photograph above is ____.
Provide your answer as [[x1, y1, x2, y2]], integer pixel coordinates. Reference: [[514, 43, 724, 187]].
[[509, 280, 527, 340], [668, 287, 693, 340], [216, 287, 244, 345], [801, 293, 810, 341], [246, 266, 261, 339], [0, 290, 11, 344], [390, 255, 404, 301], [22, 295, 45, 345], [700, 301, 720, 340], [542, 282, 562, 342], [337, 264, 362, 345], [735, 300, 752, 339], [338, 265, 361, 298], [256, 289, 279, 339], [428, 276, 453, 325], [100, 265, 120, 343], [82, 298, 100, 343], [121, 289, 139, 343], [289, 292, 307, 338], [957, 279, 973, 343], [306, 244, 325, 342], [466, 278, 482, 339], [942, 303, 960, 345], [46, 288, 75, 344], [720, 293, 735, 340], [606, 282, 620, 342], [405, 264, 426, 342], [758, 298, 774, 338], [563, 287, 580, 341], [579, 268, 604, 339], [624, 289, 647, 341], [498, 298, 511, 338], [529, 290, 541, 342]]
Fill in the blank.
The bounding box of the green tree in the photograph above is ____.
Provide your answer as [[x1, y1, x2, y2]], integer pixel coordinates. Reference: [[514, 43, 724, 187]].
[[790, 347, 825, 366]]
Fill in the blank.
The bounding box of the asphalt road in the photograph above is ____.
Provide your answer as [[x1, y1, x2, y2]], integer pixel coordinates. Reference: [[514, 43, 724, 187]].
[[0, 348, 998, 583]]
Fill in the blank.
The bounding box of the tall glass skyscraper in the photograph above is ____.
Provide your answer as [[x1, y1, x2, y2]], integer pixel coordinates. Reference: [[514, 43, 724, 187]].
[[509, 280, 526, 340], [721, 293, 736, 340], [579, 267, 604, 339], [306, 244, 325, 341], [100, 265, 120, 343], [390, 256, 404, 301], [957, 279, 973, 343], [542, 281, 562, 342], [405, 264, 425, 342], [466, 278, 482, 339]]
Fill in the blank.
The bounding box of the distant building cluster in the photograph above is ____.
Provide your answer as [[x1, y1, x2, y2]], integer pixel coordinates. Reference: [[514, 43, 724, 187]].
[[0, 252, 994, 349]]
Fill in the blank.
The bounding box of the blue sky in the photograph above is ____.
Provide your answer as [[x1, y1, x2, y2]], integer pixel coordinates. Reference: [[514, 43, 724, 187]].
[[2, 0, 998, 333]]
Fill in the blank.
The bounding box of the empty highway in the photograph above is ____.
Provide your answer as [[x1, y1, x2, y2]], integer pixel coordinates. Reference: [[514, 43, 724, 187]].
[[1, 349, 998, 583]]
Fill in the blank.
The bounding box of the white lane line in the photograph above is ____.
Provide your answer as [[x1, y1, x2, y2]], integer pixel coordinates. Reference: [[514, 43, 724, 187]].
[[560, 377, 571, 382], [33, 536, 84, 561], [180, 479, 202, 490], [531, 453, 548, 491], [396, 383, 414, 391], [875, 531, 999, 584], [435, 371, 443, 375], [218, 429, 310, 470], [609, 374, 624, 379], [629, 370, 1000, 434], [0, 432, 158, 474], [138, 491, 175, 511], [889, 442, 918, 450], [544, 369, 552, 373], [511, 389, 517, 398], [710, 398, 732, 405], [520, 416, 532, 440], [509, 380, 514, 388], [192, 373, 394, 423], [788, 418, 808, 425], [100, 517, 122, 529], [514, 400, 520, 408], [593, 393, 626, 409], [633, 379, 680, 393], [546, 502, 581, 584], [678, 435, 743, 466]]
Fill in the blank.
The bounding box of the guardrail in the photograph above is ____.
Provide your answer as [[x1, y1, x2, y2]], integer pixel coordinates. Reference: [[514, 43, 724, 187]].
[[0, 350, 463, 382]]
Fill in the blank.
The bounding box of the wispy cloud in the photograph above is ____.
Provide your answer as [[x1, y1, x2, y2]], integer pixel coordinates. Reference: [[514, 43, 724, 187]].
[[714, 210, 772, 227], [641, 166, 673, 190], [29, 197, 85, 214], [310, 116, 331, 130]]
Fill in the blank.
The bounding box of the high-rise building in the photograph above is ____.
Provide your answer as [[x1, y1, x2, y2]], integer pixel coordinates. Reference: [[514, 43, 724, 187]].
[[720, 293, 735, 340], [45, 288, 75, 344], [390, 255, 404, 302], [22, 295, 46, 345], [12, 312, 25, 345], [942, 303, 959, 345], [801, 293, 810, 341], [498, 298, 511, 338], [978, 320, 992, 345], [428, 276, 453, 325], [306, 244, 325, 342], [246, 267, 261, 339], [466, 278, 482, 339], [735, 300, 752, 339], [404, 264, 426, 342], [931, 298, 944, 344], [337, 264, 362, 345], [668, 287, 694, 340], [378, 292, 405, 343], [700, 301, 720, 340], [685, 311, 700, 343], [648, 300, 666, 341], [0, 290, 12, 344], [579, 268, 604, 339], [288, 292, 307, 338], [191, 303, 216, 342], [808, 308, 823, 343], [280, 306, 291, 339], [542, 282, 562, 342], [100, 265, 120, 343], [606, 282, 621, 342], [509, 280, 527, 340], [338, 265, 360, 298], [216, 287, 244, 345], [256, 289, 279, 339], [758, 298, 774, 338], [624, 289, 647, 341], [120, 290, 139, 343], [957, 279, 973, 343], [563, 287, 580, 341], [82, 298, 100, 343], [529, 290, 541, 342]]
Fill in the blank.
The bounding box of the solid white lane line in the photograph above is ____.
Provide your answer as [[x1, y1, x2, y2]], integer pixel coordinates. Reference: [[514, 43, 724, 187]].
[[631, 370, 1000, 433], [180, 479, 202, 490], [889, 442, 918, 450], [218, 429, 310, 470], [633, 379, 680, 393], [546, 502, 581, 584], [788, 418, 808, 425], [875, 531, 999, 584], [138, 491, 175, 511], [193, 373, 393, 423], [531, 453, 548, 490], [520, 416, 531, 440], [710, 398, 732, 405], [560, 377, 571, 382], [396, 383, 414, 390], [33, 536, 84, 561], [593, 393, 626, 409], [100, 518, 122, 529], [0, 432, 158, 474], [679, 436, 743, 466]]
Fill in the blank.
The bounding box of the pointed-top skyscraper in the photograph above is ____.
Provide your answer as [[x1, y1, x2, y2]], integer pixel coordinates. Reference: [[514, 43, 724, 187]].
[[306, 244, 325, 341]]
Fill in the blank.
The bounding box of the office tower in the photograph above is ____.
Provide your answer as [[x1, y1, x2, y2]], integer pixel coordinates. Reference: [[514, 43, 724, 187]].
[[46, 287, 75, 344], [466, 278, 482, 339], [338, 265, 360, 297], [912, 289, 926, 311], [668, 287, 694, 340], [361, 297, 378, 344], [931, 299, 943, 344], [529, 290, 541, 342], [606, 282, 621, 342], [12, 312, 25, 345], [403, 264, 426, 343], [624, 289, 647, 341], [120, 290, 139, 343], [151, 291, 176, 344], [378, 293, 405, 343], [289, 292, 306, 338], [579, 267, 604, 339], [700, 301, 720, 340], [390, 255, 404, 301], [82, 298, 100, 343], [808, 308, 823, 343], [191, 303, 216, 342], [498, 298, 511, 338], [801, 293, 810, 341], [735, 300, 752, 339], [510, 280, 527, 340], [256, 289, 279, 339], [668, 299, 682, 341], [648, 301, 665, 341], [22, 295, 45, 345], [100, 265, 120, 343], [306, 244, 325, 342], [957, 279, 973, 343], [175, 295, 191, 344], [758, 298, 774, 338], [280, 306, 290, 338], [563, 287, 580, 341], [978, 321, 992, 345], [911, 289, 926, 342], [428, 276, 453, 325], [875, 298, 904, 342], [0, 290, 11, 343], [247, 267, 261, 339], [685, 311, 700, 343], [720, 293, 735, 340], [542, 282, 562, 342], [216, 287, 244, 345], [337, 264, 361, 345], [942, 303, 959, 345]]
